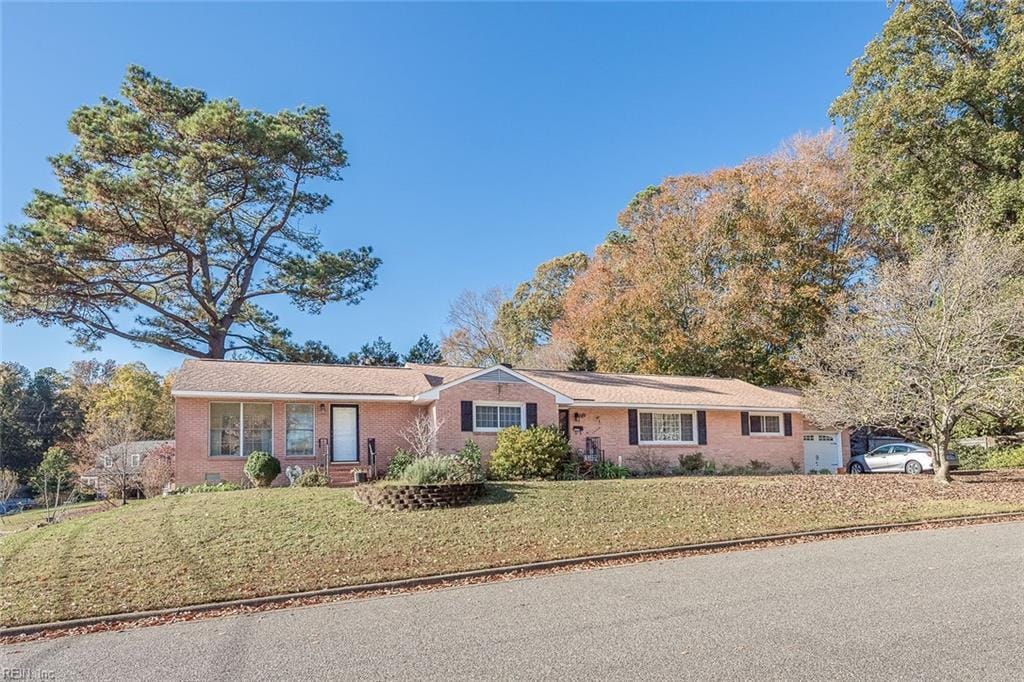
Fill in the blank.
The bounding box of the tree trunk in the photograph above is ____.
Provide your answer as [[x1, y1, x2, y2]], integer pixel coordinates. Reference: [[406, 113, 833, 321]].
[[933, 450, 952, 484], [207, 333, 227, 359]]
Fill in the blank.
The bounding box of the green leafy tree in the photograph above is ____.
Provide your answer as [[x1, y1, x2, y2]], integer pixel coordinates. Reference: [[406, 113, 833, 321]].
[[272, 339, 343, 364], [87, 362, 174, 439], [344, 336, 400, 366], [0, 65, 380, 359], [0, 363, 81, 473], [33, 446, 75, 515], [831, 0, 1024, 243], [497, 252, 589, 350], [404, 334, 443, 364]]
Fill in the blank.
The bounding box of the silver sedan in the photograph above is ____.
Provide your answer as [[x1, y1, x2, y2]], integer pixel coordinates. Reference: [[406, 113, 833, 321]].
[[847, 443, 959, 474]]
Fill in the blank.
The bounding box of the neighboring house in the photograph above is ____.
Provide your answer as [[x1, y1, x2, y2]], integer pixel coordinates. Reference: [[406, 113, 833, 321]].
[[80, 439, 174, 495], [171, 360, 851, 486]]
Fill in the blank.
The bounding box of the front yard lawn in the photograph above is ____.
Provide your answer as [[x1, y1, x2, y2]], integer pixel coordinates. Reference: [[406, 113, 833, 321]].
[[3, 472, 1024, 627]]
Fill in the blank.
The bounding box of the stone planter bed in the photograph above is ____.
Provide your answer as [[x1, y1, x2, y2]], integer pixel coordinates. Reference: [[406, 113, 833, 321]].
[[353, 482, 485, 511]]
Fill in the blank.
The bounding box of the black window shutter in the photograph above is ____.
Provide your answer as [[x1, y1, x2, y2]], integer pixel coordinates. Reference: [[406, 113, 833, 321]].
[[628, 409, 638, 445], [461, 401, 473, 432], [740, 411, 750, 436], [783, 413, 793, 437], [697, 411, 707, 445], [525, 403, 538, 428]]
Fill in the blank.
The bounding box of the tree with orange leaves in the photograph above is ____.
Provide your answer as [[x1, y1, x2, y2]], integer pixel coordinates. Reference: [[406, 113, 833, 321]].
[[556, 131, 876, 386]]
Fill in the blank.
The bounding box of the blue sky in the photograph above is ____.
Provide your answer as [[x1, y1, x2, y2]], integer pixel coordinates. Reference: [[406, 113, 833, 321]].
[[1, 1, 890, 374]]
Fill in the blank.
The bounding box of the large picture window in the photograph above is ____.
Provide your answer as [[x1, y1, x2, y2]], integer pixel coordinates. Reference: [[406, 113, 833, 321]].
[[286, 404, 315, 457], [209, 403, 273, 457], [638, 410, 696, 444], [748, 413, 782, 435], [473, 402, 523, 432]]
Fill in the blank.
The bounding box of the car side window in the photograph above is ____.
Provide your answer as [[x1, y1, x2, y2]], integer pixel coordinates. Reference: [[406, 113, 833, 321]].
[[871, 446, 891, 455], [891, 445, 909, 454]]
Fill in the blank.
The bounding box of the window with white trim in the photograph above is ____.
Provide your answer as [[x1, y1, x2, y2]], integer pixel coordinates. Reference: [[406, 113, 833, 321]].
[[286, 403, 315, 457], [748, 413, 783, 435], [473, 402, 524, 432], [130, 454, 141, 467], [209, 402, 273, 457], [638, 410, 696, 444]]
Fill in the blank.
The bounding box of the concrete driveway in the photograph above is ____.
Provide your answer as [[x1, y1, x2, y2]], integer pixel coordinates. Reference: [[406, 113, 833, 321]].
[[5, 521, 1024, 681]]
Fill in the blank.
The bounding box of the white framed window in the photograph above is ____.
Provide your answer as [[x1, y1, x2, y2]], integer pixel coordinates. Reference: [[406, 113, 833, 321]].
[[473, 402, 524, 432], [638, 410, 696, 445], [209, 402, 273, 457], [130, 454, 141, 467], [102, 456, 112, 468], [749, 412, 783, 436], [286, 403, 315, 457]]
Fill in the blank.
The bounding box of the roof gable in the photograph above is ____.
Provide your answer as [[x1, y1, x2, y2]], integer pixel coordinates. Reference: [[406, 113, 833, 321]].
[[413, 365, 574, 404]]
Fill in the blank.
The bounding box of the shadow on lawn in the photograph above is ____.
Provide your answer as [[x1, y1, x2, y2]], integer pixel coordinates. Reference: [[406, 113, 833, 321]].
[[953, 470, 1024, 484], [470, 483, 529, 507]]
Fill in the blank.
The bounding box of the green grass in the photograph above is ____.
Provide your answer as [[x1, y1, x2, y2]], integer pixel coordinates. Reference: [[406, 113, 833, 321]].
[[0, 501, 106, 534], [3, 472, 1024, 627]]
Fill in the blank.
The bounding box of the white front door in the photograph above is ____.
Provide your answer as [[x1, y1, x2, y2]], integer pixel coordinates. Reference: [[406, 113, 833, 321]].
[[803, 433, 841, 473], [331, 406, 358, 462]]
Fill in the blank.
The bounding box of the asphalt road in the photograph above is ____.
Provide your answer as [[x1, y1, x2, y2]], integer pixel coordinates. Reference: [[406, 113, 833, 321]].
[[5, 521, 1024, 681]]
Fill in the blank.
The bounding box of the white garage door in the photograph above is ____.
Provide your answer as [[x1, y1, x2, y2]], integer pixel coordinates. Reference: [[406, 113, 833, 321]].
[[803, 433, 841, 473]]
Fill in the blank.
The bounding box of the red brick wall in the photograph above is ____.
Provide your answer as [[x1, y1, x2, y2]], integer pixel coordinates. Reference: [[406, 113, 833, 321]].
[[433, 381, 560, 456], [565, 407, 807, 471], [176, 391, 824, 482], [174, 398, 426, 486]]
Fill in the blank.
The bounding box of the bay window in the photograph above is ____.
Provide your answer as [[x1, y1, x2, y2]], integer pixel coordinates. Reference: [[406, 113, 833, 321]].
[[209, 402, 273, 457], [286, 404, 315, 457], [638, 410, 696, 444]]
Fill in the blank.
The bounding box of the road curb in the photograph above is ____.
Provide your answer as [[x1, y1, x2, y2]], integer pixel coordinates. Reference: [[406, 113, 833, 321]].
[[4, 510, 1023, 638]]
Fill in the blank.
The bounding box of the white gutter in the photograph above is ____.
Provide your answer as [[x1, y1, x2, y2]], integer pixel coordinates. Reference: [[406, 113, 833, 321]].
[[567, 402, 802, 413], [171, 390, 415, 403]]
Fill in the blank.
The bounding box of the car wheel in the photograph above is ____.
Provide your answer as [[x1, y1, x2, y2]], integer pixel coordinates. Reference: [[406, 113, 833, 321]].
[[905, 460, 923, 475], [849, 462, 865, 474]]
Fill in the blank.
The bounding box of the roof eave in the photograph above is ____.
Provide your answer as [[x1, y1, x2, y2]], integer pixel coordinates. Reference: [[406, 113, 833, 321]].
[[567, 401, 802, 412], [171, 390, 415, 402]]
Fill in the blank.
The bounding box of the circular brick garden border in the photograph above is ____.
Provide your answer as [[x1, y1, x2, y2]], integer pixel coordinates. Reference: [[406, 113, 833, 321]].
[[353, 482, 485, 510]]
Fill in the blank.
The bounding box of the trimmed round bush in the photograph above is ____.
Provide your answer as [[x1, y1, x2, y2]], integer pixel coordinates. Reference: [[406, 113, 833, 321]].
[[244, 451, 281, 487], [489, 426, 570, 480]]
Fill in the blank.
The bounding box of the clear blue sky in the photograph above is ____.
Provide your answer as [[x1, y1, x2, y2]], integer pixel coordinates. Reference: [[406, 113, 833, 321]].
[[1, 1, 890, 374]]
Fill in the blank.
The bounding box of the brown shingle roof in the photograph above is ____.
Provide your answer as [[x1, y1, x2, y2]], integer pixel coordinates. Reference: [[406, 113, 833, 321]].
[[519, 370, 802, 410], [173, 359, 801, 410], [174, 359, 438, 396]]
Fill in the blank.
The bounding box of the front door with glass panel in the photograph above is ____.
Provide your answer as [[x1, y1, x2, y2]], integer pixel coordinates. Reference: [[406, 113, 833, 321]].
[[331, 406, 358, 462]]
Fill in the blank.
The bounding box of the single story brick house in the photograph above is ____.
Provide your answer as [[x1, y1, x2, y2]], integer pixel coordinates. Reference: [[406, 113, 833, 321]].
[[171, 359, 850, 485]]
